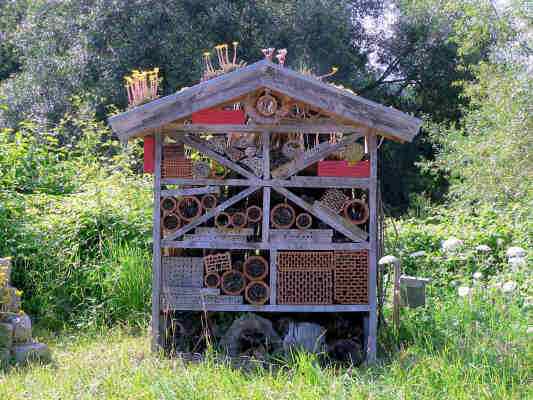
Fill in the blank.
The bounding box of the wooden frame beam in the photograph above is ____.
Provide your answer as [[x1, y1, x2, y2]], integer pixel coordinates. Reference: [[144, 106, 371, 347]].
[[180, 134, 257, 180], [164, 123, 364, 134], [151, 132, 162, 351]]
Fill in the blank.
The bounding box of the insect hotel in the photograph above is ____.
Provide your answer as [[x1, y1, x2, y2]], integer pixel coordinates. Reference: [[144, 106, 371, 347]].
[[109, 47, 421, 363]]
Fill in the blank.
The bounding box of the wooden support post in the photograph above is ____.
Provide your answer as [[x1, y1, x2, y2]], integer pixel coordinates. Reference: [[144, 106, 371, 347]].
[[270, 249, 277, 305], [151, 132, 163, 351], [262, 132, 271, 244], [366, 131, 378, 363]]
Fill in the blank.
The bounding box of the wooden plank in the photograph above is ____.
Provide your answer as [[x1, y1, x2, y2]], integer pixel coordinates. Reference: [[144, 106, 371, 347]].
[[161, 186, 220, 197], [262, 131, 270, 179], [366, 131, 378, 364], [166, 123, 363, 134], [163, 304, 370, 312], [161, 240, 370, 251], [165, 186, 260, 241], [162, 178, 256, 186], [271, 133, 363, 179], [272, 186, 367, 242], [180, 134, 256, 179], [261, 187, 270, 243], [270, 250, 277, 305], [151, 132, 162, 351], [278, 176, 371, 188]]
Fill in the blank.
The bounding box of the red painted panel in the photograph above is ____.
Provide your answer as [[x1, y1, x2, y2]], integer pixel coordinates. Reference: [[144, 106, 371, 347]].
[[317, 160, 370, 178], [143, 135, 155, 173], [192, 108, 246, 124]]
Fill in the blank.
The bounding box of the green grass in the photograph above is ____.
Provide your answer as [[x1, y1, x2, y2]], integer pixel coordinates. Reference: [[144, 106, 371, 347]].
[[1, 287, 530, 400]]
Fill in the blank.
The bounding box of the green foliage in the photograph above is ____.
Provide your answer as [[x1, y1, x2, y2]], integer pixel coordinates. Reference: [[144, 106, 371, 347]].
[[0, 283, 530, 398], [425, 63, 532, 209]]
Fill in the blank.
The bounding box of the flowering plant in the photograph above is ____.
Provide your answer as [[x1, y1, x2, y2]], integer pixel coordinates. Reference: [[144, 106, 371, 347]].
[[124, 68, 161, 107]]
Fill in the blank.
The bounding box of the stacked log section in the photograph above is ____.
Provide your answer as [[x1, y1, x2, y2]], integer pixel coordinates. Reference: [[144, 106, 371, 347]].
[[230, 212, 247, 229], [342, 199, 369, 225], [204, 272, 220, 288], [271, 203, 296, 229], [295, 213, 313, 229], [221, 270, 246, 295], [162, 213, 181, 233], [246, 205, 263, 224], [215, 212, 232, 229], [201, 194, 218, 210], [245, 281, 270, 305], [176, 196, 202, 221], [243, 256, 268, 281], [161, 196, 177, 214]]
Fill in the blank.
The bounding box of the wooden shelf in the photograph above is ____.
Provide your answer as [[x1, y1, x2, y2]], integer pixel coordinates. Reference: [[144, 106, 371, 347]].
[[162, 304, 370, 313], [161, 240, 369, 251]]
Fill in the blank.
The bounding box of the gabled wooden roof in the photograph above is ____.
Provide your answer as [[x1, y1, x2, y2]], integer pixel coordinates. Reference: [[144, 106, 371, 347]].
[[108, 59, 422, 142]]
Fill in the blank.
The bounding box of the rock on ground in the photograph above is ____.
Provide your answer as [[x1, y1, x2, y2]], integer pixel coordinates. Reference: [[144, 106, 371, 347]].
[[282, 322, 327, 354], [220, 314, 282, 358], [12, 342, 51, 364]]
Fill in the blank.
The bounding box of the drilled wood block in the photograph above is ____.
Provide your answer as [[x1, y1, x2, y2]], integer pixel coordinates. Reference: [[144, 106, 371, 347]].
[[162, 257, 203, 287], [203, 252, 232, 274], [277, 251, 334, 271], [269, 229, 333, 243], [334, 251, 368, 304]]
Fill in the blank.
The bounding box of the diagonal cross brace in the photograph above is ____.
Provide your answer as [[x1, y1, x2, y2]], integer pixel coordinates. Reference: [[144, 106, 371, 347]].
[[272, 186, 368, 242], [180, 134, 258, 180], [164, 186, 261, 241], [271, 133, 363, 179]]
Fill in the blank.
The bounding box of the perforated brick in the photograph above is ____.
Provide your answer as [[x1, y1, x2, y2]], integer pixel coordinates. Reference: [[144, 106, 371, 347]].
[[277, 269, 332, 304], [203, 252, 232, 274], [277, 251, 334, 271], [334, 251, 368, 304], [162, 158, 193, 178], [276, 251, 334, 304]]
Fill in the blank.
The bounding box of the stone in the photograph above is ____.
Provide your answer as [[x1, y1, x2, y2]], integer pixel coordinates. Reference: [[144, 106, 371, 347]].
[[328, 338, 364, 365], [0, 257, 12, 285], [282, 322, 327, 354], [12, 342, 51, 364], [0, 348, 10, 367], [7, 314, 32, 343], [1, 286, 22, 313], [0, 322, 13, 350]]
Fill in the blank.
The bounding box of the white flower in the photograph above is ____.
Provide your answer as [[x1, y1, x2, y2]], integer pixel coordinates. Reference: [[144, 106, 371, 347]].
[[502, 281, 517, 293], [450, 280, 459, 288], [496, 238, 504, 247], [442, 238, 463, 253], [409, 251, 426, 258], [458, 286, 471, 297], [509, 256, 526, 270], [527, 326, 533, 334], [524, 297, 533, 308], [475, 245, 491, 253], [473, 271, 483, 280], [506, 247, 526, 258]]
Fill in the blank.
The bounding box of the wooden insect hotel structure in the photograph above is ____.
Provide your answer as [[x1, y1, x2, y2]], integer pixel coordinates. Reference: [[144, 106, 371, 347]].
[[109, 47, 421, 363]]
